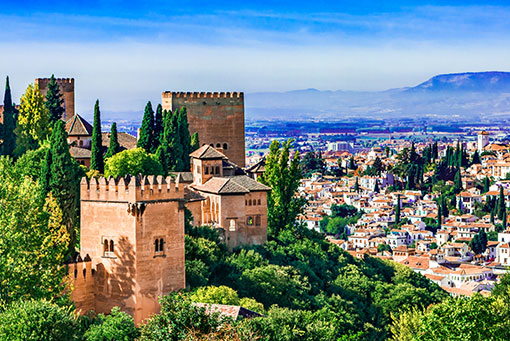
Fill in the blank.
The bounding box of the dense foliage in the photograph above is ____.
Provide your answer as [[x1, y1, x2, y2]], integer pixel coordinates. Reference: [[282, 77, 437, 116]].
[[104, 148, 163, 178]]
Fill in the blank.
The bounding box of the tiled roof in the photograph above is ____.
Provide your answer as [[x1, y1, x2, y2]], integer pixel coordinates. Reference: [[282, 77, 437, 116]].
[[69, 146, 91, 158], [65, 114, 93, 136], [190, 145, 227, 160], [101, 132, 137, 150], [194, 175, 270, 194]]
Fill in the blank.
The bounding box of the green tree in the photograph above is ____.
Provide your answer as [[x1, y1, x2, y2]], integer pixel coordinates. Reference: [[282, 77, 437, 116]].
[[0, 300, 78, 341], [354, 177, 359, 192], [84, 307, 139, 341], [453, 168, 462, 193], [1, 76, 16, 157], [374, 180, 380, 193], [44, 120, 82, 251], [153, 103, 164, 151], [137, 101, 154, 152], [177, 107, 192, 171], [498, 186, 506, 221], [0, 157, 70, 305], [260, 140, 304, 236], [155, 143, 168, 175], [395, 194, 401, 225], [104, 122, 120, 160], [484, 177, 491, 193], [90, 100, 104, 173], [471, 150, 481, 165], [45, 74, 65, 125], [189, 285, 265, 314], [15, 83, 49, 155], [139, 293, 226, 340], [104, 148, 163, 178], [190, 132, 200, 152]]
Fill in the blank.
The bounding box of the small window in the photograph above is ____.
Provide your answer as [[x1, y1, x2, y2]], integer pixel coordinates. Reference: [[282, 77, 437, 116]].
[[223, 143, 228, 150], [103, 238, 115, 258], [255, 216, 261, 226], [247, 216, 253, 226], [248, 199, 252, 206], [103, 240, 109, 254], [154, 238, 165, 255], [205, 167, 209, 175], [210, 144, 214, 147], [216, 143, 221, 148], [110, 240, 114, 252], [215, 166, 220, 174], [258, 199, 261, 205]]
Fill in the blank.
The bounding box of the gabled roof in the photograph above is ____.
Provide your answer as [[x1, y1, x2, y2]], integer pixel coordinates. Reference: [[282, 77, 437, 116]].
[[193, 175, 271, 194], [101, 132, 137, 150], [190, 145, 227, 160], [245, 158, 266, 173], [66, 114, 93, 136]]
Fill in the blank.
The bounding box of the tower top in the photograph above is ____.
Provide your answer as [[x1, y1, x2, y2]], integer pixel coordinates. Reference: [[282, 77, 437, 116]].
[[478, 131, 489, 136]]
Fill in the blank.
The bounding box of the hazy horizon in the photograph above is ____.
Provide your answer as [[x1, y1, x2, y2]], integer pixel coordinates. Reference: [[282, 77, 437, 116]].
[[2, 1, 510, 118]]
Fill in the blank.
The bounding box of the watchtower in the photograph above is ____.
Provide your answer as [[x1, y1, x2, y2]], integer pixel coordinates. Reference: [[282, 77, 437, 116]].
[[478, 131, 490, 153], [35, 77, 75, 121], [161, 91, 246, 167], [78, 175, 186, 324]]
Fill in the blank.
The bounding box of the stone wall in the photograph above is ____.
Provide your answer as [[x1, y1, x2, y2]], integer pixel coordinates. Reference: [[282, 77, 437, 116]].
[[161, 92, 245, 167]]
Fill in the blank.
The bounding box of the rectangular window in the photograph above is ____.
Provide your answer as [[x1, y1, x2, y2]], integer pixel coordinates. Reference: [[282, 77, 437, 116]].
[[255, 216, 261, 226], [247, 216, 253, 226]]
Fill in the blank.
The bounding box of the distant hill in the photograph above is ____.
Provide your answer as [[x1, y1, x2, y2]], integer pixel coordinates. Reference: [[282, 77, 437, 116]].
[[245, 71, 510, 121], [409, 72, 510, 92]]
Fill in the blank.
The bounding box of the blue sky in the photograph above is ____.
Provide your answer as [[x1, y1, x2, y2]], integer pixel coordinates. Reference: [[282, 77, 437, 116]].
[[1, 1, 510, 118]]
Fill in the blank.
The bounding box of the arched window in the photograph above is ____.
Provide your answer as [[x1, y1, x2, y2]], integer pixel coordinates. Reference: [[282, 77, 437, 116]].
[[110, 240, 114, 253], [216, 143, 221, 148], [255, 216, 261, 226], [205, 167, 209, 175], [248, 199, 252, 206], [159, 238, 164, 252], [103, 240, 109, 254], [215, 166, 220, 174], [154, 239, 159, 252], [258, 199, 261, 205], [223, 143, 228, 150], [210, 144, 214, 147]]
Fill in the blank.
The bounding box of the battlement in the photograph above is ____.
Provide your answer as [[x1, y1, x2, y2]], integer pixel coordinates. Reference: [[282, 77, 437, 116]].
[[35, 77, 75, 85], [66, 253, 94, 280], [80, 175, 183, 202], [162, 91, 244, 99]]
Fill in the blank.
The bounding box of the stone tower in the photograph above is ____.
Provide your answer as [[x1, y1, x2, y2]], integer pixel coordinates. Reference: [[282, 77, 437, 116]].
[[478, 131, 489, 153], [77, 175, 186, 324], [161, 92, 245, 167], [35, 77, 75, 121]]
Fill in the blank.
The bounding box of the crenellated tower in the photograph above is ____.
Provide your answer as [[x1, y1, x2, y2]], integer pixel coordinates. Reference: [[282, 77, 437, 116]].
[[161, 91, 246, 167], [35, 77, 75, 121], [76, 174, 186, 324]]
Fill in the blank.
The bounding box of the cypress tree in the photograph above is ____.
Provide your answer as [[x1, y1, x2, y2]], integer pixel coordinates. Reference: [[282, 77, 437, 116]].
[[1, 76, 16, 157], [490, 209, 495, 225], [45, 74, 65, 125], [374, 180, 380, 193], [177, 107, 191, 170], [104, 122, 120, 160], [503, 210, 508, 231], [354, 177, 359, 193], [453, 168, 462, 193], [153, 104, 164, 152], [40, 147, 52, 196], [90, 100, 104, 173], [137, 101, 154, 152], [498, 186, 506, 220], [442, 196, 449, 219], [483, 177, 490, 193], [171, 111, 184, 171], [155, 143, 168, 175], [395, 194, 401, 225], [190, 132, 200, 152], [48, 120, 80, 253], [437, 201, 443, 227], [472, 150, 481, 165], [349, 156, 356, 170]]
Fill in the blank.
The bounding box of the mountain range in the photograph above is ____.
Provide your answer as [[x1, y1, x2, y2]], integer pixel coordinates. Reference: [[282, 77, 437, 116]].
[[245, 71, 510, 121]]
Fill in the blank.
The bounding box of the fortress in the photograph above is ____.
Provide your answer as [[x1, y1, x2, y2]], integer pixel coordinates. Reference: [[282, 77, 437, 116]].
[[162, 92, 246, 167], [69, 175, 186, 324]]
